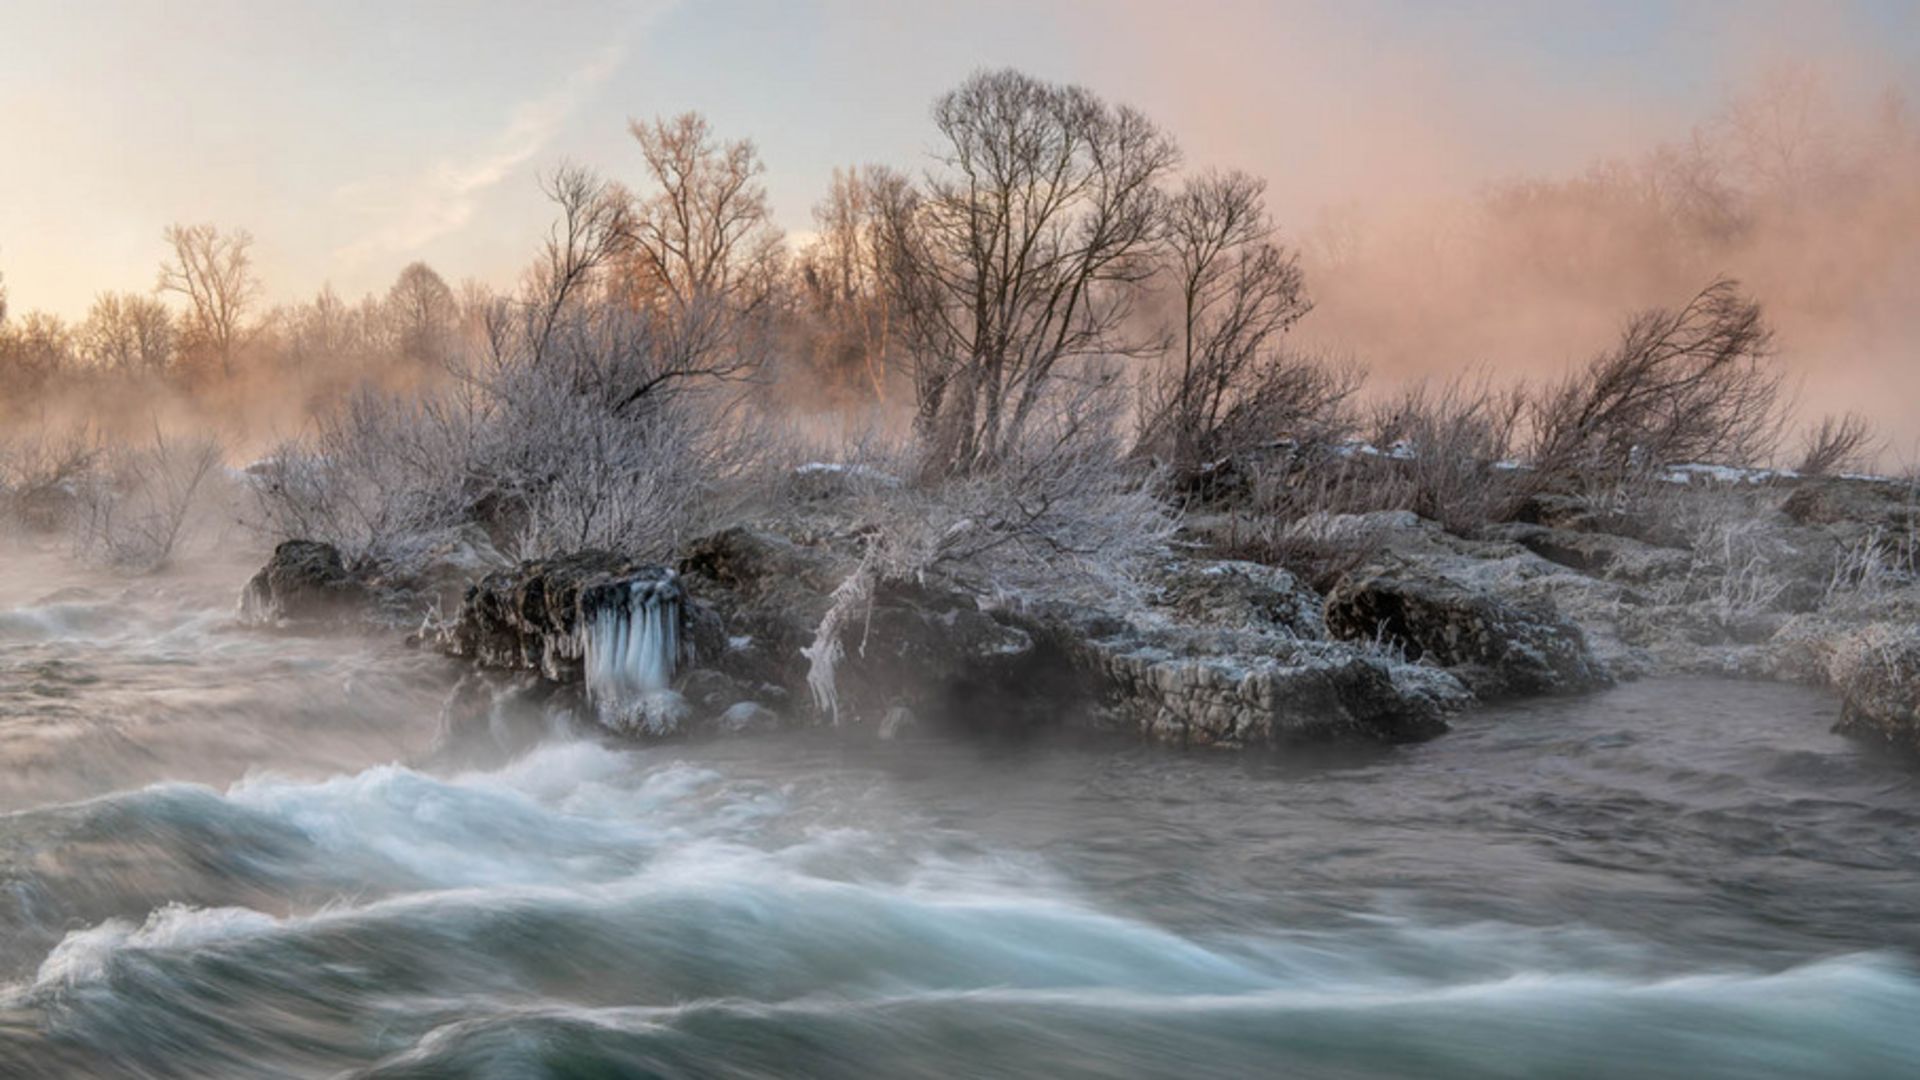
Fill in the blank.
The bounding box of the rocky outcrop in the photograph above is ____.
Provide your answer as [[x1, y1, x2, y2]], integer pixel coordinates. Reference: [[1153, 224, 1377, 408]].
[[238, 540, 369, 625], [681, 527, 1054, 731], [680, 527, 1463, 746], [1483, 522, 1693, 587], [373, 526, 514, 621], [1019, 555, 1467, 748], [434, 551, 740, 735], [676, 527, 848, 694], [1325, 564, 1610, 699], [1762, 581, 1920, 752], [1148, 558, 1327, 639], [240, 529, 514, 630], [1781, 476, 1919, 532], [439, 551, 725, 682], [1059, 620, 1457, 747], [1825, 624, 1920, 753]]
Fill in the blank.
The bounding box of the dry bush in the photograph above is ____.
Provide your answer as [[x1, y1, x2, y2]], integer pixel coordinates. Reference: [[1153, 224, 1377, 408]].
[[1825, 524, 1919, 605], [1690, 513, 1793, 627], [1195, 374, 1526, 579], [1529, 277, 1784, 486], [1137, 346, 1361, 486], [857, 369, 1173, 596], [0, 426, 99, 535], [1796, 412, 1875, 478], [74, 427, 225, 570], [1361, 377, 1529, 531]]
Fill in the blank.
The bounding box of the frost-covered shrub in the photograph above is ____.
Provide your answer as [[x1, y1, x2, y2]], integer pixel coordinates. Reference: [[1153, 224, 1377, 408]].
[[247, 336, 752, 570], [73, 428, 226, 570], [0, 426, 98, 535], [249, 167, 782, 569]]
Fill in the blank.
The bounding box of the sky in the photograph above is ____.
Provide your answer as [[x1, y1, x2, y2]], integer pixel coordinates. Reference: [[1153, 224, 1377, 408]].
[[2, 1, 1916, 333]]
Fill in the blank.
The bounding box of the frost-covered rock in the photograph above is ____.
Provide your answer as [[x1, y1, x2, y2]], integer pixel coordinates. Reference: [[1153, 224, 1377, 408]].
[[1325, 565, 1610, 699], [788, 461, 901, 502], [238, 540, 368, 625], [681, 526, 1049, 729], [1148, 558, 1327, 639], [1063, 625, 1457, 747], [1483, 523, 1693, 587], [716, 700, 782, 735], [877, 705, 919, 740], [1825, 624, 1920, 753], [673, 527, 1454, 745], [377, 525, 514, 619], [1010, 548, 1468, 748], [435, 551, 726, 736]]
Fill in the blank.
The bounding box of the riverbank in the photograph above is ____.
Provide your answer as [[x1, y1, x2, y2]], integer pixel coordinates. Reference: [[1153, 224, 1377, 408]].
[[242, 467, 1920, 756]]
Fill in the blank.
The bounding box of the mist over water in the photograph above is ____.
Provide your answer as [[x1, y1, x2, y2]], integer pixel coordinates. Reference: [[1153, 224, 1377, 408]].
[[2, 556, 1918, 1077]]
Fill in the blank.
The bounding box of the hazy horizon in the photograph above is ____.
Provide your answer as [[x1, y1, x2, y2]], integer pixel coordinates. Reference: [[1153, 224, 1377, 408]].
[[4, 0, 1918, 451]]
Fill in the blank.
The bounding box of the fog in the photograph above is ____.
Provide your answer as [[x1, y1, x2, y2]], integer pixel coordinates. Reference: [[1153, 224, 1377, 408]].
[[1092, 2, 1920, 458]]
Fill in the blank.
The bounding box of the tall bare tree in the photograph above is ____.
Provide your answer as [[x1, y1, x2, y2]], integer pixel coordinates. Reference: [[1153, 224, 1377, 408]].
[[876, 69, 1179, 475], [797, 166, 893, 401], [619, 112, 782, 403], [516, 165, 632, 368], [386, 261, 458, 368], [1139, 170, 1315, 470], [157, 223, 259, 377]]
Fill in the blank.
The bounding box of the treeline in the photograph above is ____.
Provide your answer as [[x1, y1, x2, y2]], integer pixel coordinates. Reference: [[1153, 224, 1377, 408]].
[[0, 229, 467, 435], [0, 67, 1897, 587]]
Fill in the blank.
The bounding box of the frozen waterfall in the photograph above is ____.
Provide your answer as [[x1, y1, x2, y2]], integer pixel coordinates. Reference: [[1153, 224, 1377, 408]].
[[580, 573, 688, 734]]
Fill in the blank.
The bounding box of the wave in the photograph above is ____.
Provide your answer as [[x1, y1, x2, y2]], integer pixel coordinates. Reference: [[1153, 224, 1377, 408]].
[[12, 763, 1920, 1079], [339, 954, 1920, 1080], [9, 721, 1920, 1078]]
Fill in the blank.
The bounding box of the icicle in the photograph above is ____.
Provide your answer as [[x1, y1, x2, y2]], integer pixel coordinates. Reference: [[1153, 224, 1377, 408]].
[[580, 572, 687, 735], [802, 555, 878, 725]]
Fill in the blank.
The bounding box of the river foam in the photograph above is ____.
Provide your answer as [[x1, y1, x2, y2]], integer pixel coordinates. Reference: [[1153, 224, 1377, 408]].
[[6, 726, 1920, 1078]]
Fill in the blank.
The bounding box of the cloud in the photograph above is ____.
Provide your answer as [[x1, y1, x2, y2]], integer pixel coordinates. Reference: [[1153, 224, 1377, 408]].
[[333, 40, 630, 268]]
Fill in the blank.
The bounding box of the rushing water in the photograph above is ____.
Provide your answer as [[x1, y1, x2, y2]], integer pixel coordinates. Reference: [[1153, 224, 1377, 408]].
[[2, 554, 1919, 1078]]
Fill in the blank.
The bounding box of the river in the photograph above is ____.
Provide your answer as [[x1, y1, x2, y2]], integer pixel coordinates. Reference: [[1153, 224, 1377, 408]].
[[2, 553, 1917, 1078]]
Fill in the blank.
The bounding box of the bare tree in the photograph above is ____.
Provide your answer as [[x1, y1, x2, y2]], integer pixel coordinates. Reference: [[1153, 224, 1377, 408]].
[[876, 69, 1179, 476], [386, 262, 458, 368], [618, 113, 782, 406], [157, 224, 260, 377], [0, 311, 75, 394], [1530, 278, 1783, 482], [517, 165, 632, 368], [796, 166, 893, 401], [78, 292, 175, 374], [1718, 62, 1835, 197], [1137, 170, 1316, 471], [284, 286, 363, 369]]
